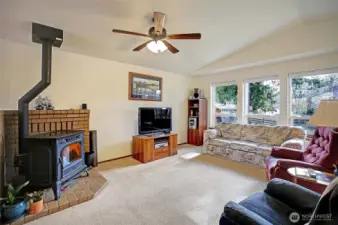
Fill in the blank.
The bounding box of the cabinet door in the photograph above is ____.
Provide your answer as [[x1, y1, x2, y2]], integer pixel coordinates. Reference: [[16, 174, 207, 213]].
[[132, 137, 154, 163], [188, 129, 201, 146], [142, 139, 154, 163], [169, 134, 178, 155]]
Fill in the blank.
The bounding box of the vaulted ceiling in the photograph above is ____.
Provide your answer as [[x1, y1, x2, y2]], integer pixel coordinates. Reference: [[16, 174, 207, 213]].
[[1, 0, 338, 75]]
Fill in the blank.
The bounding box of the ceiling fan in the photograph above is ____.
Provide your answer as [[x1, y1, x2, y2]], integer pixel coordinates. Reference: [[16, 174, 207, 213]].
[[112, 12, 201, 54]]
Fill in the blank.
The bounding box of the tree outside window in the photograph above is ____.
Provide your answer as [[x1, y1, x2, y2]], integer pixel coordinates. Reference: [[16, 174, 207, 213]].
[[245, 79, 280, 126], [290, 73, 338, 134], [214, 84, 238, 124]]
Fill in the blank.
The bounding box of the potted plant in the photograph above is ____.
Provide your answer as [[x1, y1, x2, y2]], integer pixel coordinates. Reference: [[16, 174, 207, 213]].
[[26, 191, 44, 214], [0, 181, 29, 222]]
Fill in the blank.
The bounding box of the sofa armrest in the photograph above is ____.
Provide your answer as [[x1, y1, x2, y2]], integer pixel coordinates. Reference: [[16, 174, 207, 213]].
[[203, 129, 220, 153], [221, 201, 272, 225], [281, 138, 305, 151], [270, 146, 303, 160], [203, 129, 220, 140], [265, 178, 320, 213], [276, 159, 333, 173]]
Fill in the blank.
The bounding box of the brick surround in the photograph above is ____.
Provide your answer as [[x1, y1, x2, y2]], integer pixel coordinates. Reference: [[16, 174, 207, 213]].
[[0, 109, 90, 183]]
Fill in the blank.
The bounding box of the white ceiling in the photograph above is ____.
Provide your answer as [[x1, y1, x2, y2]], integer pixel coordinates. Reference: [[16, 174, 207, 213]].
[[1, 0, 338, 75]]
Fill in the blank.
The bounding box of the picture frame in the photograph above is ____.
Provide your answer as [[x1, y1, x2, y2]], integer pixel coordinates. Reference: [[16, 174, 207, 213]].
[[128, 72, 163, 101]]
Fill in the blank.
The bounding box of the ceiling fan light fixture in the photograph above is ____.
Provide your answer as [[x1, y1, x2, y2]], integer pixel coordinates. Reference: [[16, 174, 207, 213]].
[[147, 40, 167, 53]]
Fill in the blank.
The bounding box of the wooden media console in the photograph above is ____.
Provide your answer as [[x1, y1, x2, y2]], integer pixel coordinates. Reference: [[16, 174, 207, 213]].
[[132, 133, 178, 163]]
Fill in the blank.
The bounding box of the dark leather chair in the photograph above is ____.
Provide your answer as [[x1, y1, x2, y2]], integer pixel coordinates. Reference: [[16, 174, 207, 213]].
[[220, 178, 338, 225], [265, 127, 338, 192]]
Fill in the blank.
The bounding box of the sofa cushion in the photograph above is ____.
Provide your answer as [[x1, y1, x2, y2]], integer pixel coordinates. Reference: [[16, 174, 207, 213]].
[[241, 125, 269, 144], [266, 126, 291, 146], [209, 138, 232, 147], [230, 140, 258, 152], [216, 123, 242, 140]]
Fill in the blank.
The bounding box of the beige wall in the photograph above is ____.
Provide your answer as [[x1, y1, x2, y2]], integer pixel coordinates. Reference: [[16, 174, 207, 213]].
[[0, 39, 190, 162], [0, 111, 4, 194], [190, 52, 338, 127], [0, 39, 4, 194]]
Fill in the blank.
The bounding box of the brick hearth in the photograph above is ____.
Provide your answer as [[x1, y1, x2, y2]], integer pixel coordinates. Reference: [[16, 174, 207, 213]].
[[3, 170, 107, 225]]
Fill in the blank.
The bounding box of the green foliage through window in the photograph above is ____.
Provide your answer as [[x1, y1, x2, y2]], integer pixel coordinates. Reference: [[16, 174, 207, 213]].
[[292, 74, 338, 116], [215, 85, 238, 105], [248, 81, 279, 113]]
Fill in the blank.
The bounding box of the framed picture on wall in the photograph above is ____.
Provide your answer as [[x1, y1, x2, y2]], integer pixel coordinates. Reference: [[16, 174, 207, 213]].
[[128, 72, 162, 101]]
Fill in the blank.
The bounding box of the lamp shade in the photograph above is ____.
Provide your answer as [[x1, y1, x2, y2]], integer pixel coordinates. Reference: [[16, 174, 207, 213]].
[[307, 100, 338, 127]]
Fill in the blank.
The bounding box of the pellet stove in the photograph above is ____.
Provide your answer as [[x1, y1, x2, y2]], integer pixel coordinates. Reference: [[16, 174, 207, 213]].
[[24, 131, 86, 199], [18, 23, 86, 199]]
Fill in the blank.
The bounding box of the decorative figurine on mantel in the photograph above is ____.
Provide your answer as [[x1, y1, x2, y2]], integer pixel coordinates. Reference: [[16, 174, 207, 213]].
[[45, 96, 54, 110], [35, 96, 44, 110], [35, 96, 54, 110]]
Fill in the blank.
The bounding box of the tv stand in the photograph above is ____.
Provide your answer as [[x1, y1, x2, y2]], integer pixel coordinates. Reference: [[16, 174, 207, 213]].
[[132, 133, 178, 163]]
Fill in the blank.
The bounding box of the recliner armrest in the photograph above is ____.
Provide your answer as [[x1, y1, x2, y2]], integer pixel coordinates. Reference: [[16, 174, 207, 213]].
[[221, 201, 272, 225], [270, 146, 303, 160], [264, 178, 320, 213]]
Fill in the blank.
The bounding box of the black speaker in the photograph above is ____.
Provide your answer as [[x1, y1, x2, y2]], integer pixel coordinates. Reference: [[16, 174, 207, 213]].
[[81, 103, 87, 109], [193, 88, 200, 99], [89, 130, 98, 167]]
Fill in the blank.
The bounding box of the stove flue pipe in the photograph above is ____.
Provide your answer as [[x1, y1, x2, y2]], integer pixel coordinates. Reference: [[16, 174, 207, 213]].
[[18, 23, 63, 153]]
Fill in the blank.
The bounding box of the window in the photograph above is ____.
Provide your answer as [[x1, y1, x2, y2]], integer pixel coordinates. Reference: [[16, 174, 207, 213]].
[[244, 78, 280, 126], [289, 70, 338, 135], [212, 82, 238, 126]]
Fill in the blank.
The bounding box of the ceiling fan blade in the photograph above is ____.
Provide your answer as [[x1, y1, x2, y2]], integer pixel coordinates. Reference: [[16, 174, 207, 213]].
[[167, 33, 201, 40], [132, 40, 152, 51], [154, 12, 166, 34], [162, 40, 179, 54], [112, 29, 149, 37]]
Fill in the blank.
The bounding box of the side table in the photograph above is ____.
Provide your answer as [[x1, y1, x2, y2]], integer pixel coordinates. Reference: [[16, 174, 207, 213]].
[[287, 167, 335, 193]]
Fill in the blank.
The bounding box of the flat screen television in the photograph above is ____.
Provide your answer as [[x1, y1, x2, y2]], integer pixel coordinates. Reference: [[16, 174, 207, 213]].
[[138, 107, 172, 135]]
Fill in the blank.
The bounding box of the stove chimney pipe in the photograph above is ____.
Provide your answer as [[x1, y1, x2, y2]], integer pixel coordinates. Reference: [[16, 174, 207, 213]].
[[18, 23, 63, 153]]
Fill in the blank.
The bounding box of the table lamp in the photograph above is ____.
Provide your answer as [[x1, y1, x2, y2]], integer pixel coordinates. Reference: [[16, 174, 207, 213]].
[[307, 100, 338, 134]]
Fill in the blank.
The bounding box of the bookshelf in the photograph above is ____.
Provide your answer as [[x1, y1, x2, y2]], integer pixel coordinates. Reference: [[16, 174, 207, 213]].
[[187, 99, 207, 146]]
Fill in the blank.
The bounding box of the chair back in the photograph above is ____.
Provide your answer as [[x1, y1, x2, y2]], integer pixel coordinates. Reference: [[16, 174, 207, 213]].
[[303, 127, 338, 169]]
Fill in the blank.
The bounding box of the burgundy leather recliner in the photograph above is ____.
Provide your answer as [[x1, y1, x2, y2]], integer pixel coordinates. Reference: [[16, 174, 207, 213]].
[[266, 127, 338, 193]]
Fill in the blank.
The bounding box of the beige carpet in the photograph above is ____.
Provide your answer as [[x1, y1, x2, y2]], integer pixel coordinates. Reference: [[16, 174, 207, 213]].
[[28, 145, 267, 225]]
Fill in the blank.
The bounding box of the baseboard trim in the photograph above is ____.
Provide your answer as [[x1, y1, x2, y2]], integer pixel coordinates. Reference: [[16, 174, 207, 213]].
[[98, 142, 188, 164], [98, 155, 132, 164]]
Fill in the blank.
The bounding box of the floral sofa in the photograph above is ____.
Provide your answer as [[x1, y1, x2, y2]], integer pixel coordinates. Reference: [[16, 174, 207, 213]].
[[203, 124, 306, 167]]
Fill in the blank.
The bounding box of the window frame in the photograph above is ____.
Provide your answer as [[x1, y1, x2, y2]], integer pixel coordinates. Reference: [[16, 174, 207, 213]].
[[210, 81, 238, 127], [243, 75, 281, 125], [288, 67, 338, 133]]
